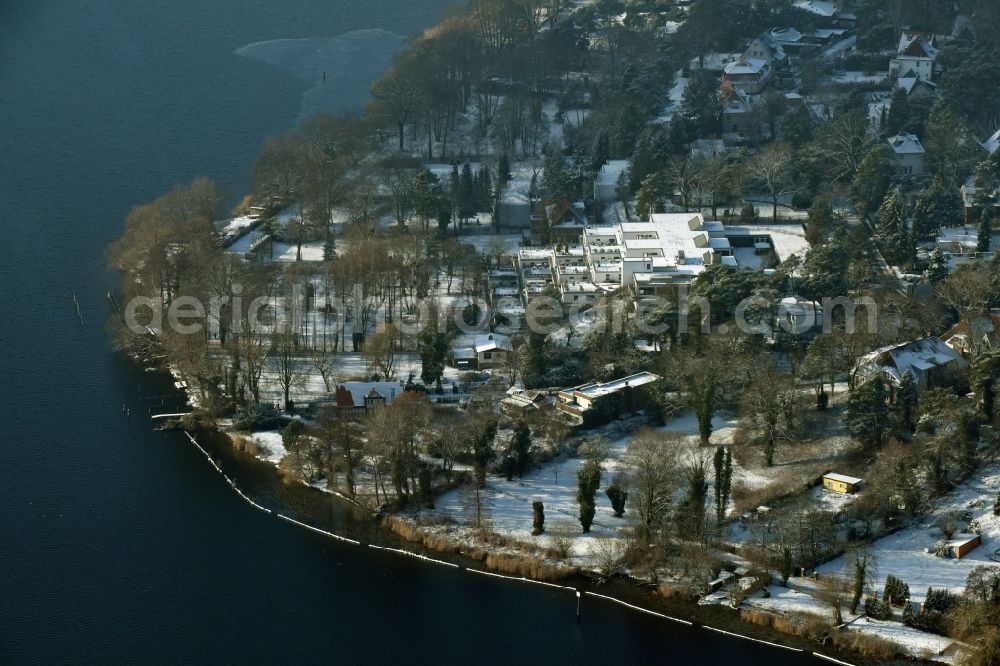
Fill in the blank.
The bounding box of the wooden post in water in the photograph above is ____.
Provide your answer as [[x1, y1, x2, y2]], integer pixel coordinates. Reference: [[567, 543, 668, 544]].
[[73, 291, 84, 326]]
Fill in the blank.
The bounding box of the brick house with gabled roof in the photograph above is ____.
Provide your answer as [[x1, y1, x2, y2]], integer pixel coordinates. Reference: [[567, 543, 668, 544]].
[[941, 313, 1000, 358], [332, 382, 401, 417]]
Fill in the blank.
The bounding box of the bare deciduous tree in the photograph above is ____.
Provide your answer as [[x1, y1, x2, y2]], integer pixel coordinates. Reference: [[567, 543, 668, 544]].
[[624, 430, 683, 542], [748, 142, 796, 224]]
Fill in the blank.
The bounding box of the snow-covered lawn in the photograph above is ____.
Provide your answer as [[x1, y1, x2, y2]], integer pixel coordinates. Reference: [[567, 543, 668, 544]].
[[419, 410, 744, 564], [818, 463, 1000, 602], [656, 72, 688, 123], [747, 585, 828, 617], [808, 484, 858, 512], [271, 241, 325, 263], [548, 307, 603, 349], [249, 350, 468, 407], [832, 71, 888, 84], [455, 233, 525, 255], [660, 410, 738, 443], [843, 617, 958, 663], [430, 453, 628, 540], [702, 574, 964, 663], [426, 424, 635, 544]]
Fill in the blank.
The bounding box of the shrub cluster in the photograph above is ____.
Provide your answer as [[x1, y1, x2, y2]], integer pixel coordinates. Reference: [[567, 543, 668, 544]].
[[864, 596, 892, 620]]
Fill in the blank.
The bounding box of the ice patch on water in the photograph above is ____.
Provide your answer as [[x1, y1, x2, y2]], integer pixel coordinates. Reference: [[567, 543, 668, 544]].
[[236, 29, 406, 120]]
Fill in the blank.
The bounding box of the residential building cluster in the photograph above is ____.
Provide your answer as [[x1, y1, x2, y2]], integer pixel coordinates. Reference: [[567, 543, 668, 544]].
[[506, 212, 796, 311]]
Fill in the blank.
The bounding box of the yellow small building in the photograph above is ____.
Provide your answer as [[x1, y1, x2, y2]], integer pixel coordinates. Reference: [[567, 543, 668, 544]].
[[822, 472, 862, 494]]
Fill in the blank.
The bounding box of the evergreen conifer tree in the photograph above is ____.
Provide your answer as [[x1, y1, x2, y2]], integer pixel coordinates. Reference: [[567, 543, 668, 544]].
[[577, 461, 601, 532], [876, 190, 907, 264], [896, 371, 917, 432], [925, 248, 949, 282], [978, 212, 992, 253], [510, 420, 531, 478], [605, 478, 627, 517], [532, 500, 545, 535], [847, 378, 889, 447]]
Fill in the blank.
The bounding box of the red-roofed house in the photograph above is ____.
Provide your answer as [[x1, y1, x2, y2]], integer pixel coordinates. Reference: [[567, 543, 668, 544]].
[[332, 381, 401, 417], [941, 313, 1000, 358]]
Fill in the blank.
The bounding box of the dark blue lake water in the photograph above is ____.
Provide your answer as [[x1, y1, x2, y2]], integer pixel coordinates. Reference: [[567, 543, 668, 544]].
[[0, 2, 817, 663]]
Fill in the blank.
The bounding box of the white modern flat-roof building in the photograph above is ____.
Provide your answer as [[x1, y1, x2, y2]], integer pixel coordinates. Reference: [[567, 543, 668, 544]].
[[515, 212, 807, 306]]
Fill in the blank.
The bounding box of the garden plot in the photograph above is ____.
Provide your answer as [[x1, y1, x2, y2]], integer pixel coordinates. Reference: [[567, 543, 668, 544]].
[[817, 463, 1000, 602]]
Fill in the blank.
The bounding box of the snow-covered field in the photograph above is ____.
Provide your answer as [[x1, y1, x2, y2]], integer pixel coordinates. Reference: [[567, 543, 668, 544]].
[[818, 463, 1000, 602], [420, 411, 740, 563], [425, 428, 634, 548], [729, 579, 963, 662]]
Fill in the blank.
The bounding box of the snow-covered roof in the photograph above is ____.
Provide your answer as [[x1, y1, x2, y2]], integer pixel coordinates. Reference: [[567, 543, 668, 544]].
[[564, 371, 661, 400], [823, 472, 862, 485], [941, 313, 1000, 355], [794, 0, 836, 17], [724, 58, 769, 76], [474, 334, 508, 353], [518, 247, 554, 261], [544, 199, 588, 225], [945, 534, 980, 549], [898, 77, 937, 95], [561, 281, 599, 293], [501, 393, 541, 411], [780, 296, 821, 313], [936, 226, 979, 250], [721, 84, 752, 112], [979, 128, 1000, 156], [726, 224, 809, 262], [453, 333, 511, 357], [856, 337, 966, 385], [887, 132, 925, 155], [769, 27, 803, 45], [219, 215, 257, 235], [897, 31, 938, 59], [688, 52, 740, 72], [813, 28, 847, 39]]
